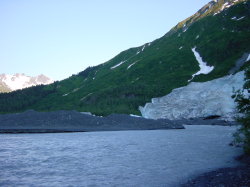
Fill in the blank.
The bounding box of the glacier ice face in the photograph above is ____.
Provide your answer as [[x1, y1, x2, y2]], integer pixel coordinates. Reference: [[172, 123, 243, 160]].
[[139, 71, 245, 120]]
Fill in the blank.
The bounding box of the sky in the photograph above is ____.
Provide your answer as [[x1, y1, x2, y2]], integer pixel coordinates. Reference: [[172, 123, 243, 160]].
[[0, 0, 211, 80]]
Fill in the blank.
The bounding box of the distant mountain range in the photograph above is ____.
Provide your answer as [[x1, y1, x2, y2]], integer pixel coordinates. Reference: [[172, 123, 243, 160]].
[[0, 0, 249, 117], [0, 73, 53, 92]]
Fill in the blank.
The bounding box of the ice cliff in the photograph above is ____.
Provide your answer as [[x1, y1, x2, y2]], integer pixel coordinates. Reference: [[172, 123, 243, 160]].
[[139, 71, 245, 120]]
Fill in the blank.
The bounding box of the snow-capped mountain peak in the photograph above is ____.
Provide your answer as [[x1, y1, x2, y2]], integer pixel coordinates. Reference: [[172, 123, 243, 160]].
[[0, 73, 53, 91]]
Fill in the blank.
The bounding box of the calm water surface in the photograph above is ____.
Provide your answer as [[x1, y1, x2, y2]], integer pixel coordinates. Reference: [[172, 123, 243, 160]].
[[0, 125, 241, 187]]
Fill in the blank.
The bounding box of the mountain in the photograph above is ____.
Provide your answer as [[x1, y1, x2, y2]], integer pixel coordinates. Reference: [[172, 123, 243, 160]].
[[0, 81, 11, 93], [0, 73, 53, 92], [0, 0, 249, 116]]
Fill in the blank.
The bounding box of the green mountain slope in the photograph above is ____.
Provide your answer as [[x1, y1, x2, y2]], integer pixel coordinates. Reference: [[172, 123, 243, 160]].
[[0, 0, 250, 115]]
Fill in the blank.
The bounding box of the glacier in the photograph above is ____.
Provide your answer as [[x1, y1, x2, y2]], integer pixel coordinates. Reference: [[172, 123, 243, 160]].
[[139, 71, 245, 120]]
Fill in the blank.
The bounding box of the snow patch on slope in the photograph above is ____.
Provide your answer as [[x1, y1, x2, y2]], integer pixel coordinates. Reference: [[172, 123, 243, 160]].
[[214, 0, 241, 16], [127, 61, 139, 70], [183, 26, 188, 32], [111, 61, 126, 69], [137, 44, 147, 54], [63, 93, 69, 97], [231, 16, 245, 20], [247, 54, 250, 61], [111, 42, 150, 70], [139, 71, 245, 120], [221, 2, 230, 11], [80, 93, 92, 101], [237, 16, 245, 20], [62, 87, 84, 97], [141, 45, 146, 52], [182, 23, 189, 32], [189, 47, 214, 81]]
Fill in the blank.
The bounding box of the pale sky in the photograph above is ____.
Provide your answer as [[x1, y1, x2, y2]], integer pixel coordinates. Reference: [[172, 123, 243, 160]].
[[0, 0, 211, 80]]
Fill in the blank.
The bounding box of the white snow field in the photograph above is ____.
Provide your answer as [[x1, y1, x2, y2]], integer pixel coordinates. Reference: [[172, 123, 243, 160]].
[[3, 74, 31, 90], [0, 73, 53, 91], [140, 71, 245, 120]]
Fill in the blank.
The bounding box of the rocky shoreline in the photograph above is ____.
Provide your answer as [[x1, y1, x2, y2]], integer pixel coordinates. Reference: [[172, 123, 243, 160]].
[[181, 155, 250, 187], [0, 110, 184, 133], [0, 110, 239, 133]]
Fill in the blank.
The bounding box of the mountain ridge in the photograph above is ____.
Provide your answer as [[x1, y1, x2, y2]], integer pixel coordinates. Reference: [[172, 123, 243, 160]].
[[0, 0, 249, 115], [0, 73, 53, 92], [168, 0, 246, 36]]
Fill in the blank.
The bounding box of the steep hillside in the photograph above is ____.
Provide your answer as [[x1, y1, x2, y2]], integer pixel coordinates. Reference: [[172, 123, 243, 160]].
[[0, 0, 249, 115]]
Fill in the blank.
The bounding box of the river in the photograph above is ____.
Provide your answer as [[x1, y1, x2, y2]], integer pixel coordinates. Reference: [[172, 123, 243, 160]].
[[0, 125, 242, 187]]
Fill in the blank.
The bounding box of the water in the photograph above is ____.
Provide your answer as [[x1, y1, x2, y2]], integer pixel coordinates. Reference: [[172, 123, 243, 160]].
[[0, 125, 242, 187]]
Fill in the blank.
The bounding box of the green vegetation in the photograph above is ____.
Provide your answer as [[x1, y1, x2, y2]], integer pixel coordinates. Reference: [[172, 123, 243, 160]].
[[0, 84, 57, 113], [233, 68, 250, 154], [0, 1, 249, 115]]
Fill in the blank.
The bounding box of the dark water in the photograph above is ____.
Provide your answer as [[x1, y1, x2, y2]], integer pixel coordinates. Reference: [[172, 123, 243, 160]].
[[0, 126, 241, 187]]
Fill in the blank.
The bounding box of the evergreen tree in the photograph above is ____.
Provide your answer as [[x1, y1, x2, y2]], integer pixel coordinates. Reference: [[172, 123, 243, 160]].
[[233, 68, 250, 154]]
